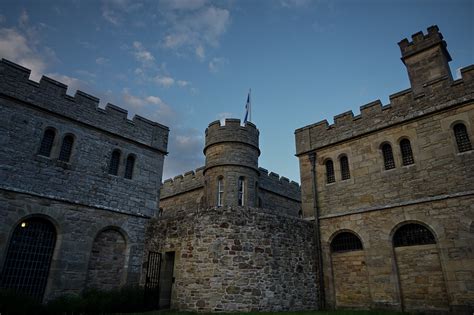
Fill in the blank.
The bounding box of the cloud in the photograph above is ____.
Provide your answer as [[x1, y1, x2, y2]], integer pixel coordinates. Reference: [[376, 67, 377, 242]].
[[121, 89, 176, 125], [0, 15, 6, 24], [160, 5, 230, 59], [177, 80, 190, 87], [280, 0, 312, 8], [208, 57, 227, 73], [153, 75, 175, 87], [101, 0, 144, 26], [132, 41, 155, 63], [19, 9, 29, 28], [160, 0, 208, 11], [217, 112, 234, 124], [95, 57, 109, 65], [46, 73, 87, 95], [162, 128, 204, 179], [0, 28, 46, 81]]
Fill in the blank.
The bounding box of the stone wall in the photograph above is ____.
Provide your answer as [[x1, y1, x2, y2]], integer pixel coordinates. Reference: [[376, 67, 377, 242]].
[[319, 194, 474, 312], [0, 190, 148, 300], [144, 206, 318, 312]]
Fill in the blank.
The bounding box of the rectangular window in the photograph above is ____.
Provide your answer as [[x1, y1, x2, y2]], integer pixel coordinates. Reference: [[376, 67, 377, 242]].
[[217, 178, 224, 207], [238, 177, 245, 206]]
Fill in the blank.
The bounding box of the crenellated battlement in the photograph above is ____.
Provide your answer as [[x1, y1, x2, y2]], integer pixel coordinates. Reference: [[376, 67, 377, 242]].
[[0, 59, 169, 152], [204, 118, 259, 153], [259, 167, 301, 201], [295, 64, 474, 155], [161, 166, 205, 198], [398, 25, 451, 61]]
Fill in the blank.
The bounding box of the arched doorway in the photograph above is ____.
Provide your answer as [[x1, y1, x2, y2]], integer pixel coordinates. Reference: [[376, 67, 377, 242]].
[[393, 223, 448, 311], [0, 218, 57, 300], [85, 228, 127, 290], [330, 231, 371, 308]]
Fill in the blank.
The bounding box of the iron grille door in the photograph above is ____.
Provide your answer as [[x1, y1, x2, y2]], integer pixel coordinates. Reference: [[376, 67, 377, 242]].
[[0, 218, 56, 301], [144, 251, 162, 309]]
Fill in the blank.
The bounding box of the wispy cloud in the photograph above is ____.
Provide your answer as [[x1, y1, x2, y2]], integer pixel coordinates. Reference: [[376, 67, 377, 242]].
[[280, 0, 312, 8], [153, 75, 175, 87], [160, 4, 230, 60], [101, 0, 144, 26], [132, 41, 155, 63], [208, 57, 227, 73], [95, 56, 109, 65], [121, 89, 176, 125]]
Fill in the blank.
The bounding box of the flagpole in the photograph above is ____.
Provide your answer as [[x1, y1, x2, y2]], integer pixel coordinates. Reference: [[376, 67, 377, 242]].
[[249, 88, 252, 122]]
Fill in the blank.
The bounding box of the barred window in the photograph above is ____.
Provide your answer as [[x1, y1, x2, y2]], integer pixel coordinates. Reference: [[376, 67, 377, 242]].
[[217, 177, 224, 207], [400, 139, 414, 166], [340, 155, 350, 180], [124, 155, 135, 179], [393, 223, 436, 247], [382, 143, 395, 170], [238, 177, 245, 206], [58, 135, 74, 162], [325, 160, 335, 183], [453, 123, 472, 153], [331, 232, 363, 253], [108, 149, 121, 175], [38, 129, 55, 157]]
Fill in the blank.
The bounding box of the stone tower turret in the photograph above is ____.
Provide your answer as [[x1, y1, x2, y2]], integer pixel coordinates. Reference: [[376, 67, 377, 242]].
[[203, 118, 260, 207], [398, 25, 452, 95]]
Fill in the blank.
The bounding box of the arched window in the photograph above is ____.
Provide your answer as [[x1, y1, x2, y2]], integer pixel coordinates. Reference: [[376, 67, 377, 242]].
[[400, 139, 414, 166], [1, 218, 56, 300], [108, 149, 121, 175], [340, 155, 350, 180], [381, 143, 395, 170], [38, 128, 55, 157], [331, 232, 363, 253], [238, 177, 245, 206], [124, 155, 135, 179], [58, 135, 74, 162], [325, 159, 335, 183], [393, 223, 436, 247], [217, 177, 224, 207], [453, 123, 472, 152]]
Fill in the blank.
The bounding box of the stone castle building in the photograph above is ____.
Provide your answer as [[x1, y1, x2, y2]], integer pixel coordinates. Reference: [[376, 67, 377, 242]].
[[144, 118, 318, 311], [0, 59, 169, 300], [0, 25, 472, 314], [295, 26, 473, 313]]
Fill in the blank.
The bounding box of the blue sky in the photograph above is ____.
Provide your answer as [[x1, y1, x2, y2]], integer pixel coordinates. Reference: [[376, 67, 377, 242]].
[[0, 0, 472, 182]]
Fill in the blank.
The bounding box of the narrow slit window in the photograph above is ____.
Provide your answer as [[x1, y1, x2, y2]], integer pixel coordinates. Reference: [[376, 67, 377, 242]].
[[238, 177, 245, 206], [340, 156, 350, 180], [217, 177, 224, 207], [393, 223, 436, 247], [58, 135, 74, 162], [38, 129, 55, 157], [382, 143, 395, 170], [325, 160, 335, 183], [331, 232, 363, 253], [400, 139, 414, 166], [453, 123, 472, 153], [108, 150, 121, 175], [124, 155, 135, 179]]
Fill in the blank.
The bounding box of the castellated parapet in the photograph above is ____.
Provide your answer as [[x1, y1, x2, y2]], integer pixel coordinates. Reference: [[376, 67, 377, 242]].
[[258, 167, 301, 202], [295, 63, 474, 154], [0, 59, 169, 152]]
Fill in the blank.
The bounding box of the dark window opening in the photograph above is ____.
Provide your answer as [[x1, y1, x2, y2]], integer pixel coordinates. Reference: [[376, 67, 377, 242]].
[[326, 160, 335, 183], [453, 123, 472, 153], [331, 232, 363, 253], [124, 155, 135, 179], [58, 135, 74, 162], [382, 143, 395, 170], [108, 150, 121, 175], [393, 223, 436, 247], [400, 139, 414, 166], [238, 177, 245, 206], [38, 129, 55, 157], [340, 156, 350, 180]]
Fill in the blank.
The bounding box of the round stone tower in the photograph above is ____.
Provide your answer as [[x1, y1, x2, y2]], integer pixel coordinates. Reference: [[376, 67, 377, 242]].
[[203, 118, 260, 207]]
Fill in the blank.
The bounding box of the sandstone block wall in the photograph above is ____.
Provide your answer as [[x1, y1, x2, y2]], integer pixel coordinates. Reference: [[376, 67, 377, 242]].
[[318, 195, 473, 312], [144, 206, 318, 312]]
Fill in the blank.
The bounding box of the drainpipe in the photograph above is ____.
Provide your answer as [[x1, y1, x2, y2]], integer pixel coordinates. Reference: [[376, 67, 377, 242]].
[[309, 152, 325, 309]]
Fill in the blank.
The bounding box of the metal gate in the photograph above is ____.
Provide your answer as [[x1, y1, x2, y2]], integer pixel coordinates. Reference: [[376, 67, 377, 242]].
[[0, 218, 56, 301], [144, 251, 162, 309]]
